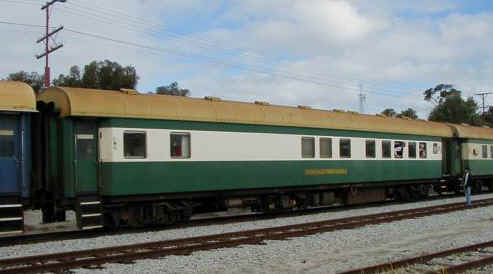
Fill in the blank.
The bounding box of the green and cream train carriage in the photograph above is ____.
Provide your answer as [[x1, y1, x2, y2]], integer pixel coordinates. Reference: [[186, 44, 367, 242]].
[[34, 87, 491, 229]]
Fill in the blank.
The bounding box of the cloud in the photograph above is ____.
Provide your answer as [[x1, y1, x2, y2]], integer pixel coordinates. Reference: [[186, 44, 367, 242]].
[[2, 0, 493, 119]]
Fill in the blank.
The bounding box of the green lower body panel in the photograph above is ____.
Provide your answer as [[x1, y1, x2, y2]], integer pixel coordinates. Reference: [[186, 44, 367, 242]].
[[101, 160, 442, 196], [464, 160, 493, 176]]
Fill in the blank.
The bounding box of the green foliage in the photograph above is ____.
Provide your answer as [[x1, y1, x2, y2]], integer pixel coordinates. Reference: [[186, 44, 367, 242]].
[[156, 82, 190, 96], [381, 108, 397, 117], [381, 108, 419, 119], [55, 60, 139, 90], [397, 108, 418, 120], [481, 107, 493, 127], [5, 71, 44, 92], [424, 83, 461, 105], [53, 66, 82, 88], [427, 92, 480, 125]]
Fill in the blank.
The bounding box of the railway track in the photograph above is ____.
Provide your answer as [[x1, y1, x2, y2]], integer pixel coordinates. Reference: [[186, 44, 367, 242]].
[[0, 192, 466, 247], [1, 198, 492, 274], [339, 240, 493, 274]]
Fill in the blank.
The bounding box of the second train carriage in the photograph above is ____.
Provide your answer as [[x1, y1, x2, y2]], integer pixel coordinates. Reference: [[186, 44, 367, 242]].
[[0, 81, 36, 234], [35, 86, 467, 229]]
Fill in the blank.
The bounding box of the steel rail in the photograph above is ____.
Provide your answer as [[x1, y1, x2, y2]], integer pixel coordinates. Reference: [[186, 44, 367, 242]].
[[1, 198, 493, 274], [339, 239, 493, 274]]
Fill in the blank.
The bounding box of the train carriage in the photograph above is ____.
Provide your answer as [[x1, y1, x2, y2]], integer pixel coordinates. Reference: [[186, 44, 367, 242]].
[[0, 81, 36, 234], [36, 87, 457, 229], [451, 124, 493, 192]]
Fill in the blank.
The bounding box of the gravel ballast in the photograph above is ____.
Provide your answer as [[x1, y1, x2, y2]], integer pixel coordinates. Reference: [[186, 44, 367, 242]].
[[2, 194, 493, 274]]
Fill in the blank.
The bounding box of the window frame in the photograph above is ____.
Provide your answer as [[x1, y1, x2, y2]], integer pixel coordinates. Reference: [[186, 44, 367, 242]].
[[490, 145, 493, 159], [419, 142, 427, 159], [123, 130, 147, 159], [301, 137, 315, 159], [382, 140, 391, 159], [170, 132, 192, 159], [319, 137, 332, 158], [481, 144, 488, 159], [339, 138, 351, 159], [408, 142, 417, 159], [365, 139, 376, 159], [394, 141, 405, 159]]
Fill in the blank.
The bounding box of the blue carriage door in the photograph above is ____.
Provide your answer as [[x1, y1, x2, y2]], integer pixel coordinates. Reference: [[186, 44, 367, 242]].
[[0, 116, 20, 196]]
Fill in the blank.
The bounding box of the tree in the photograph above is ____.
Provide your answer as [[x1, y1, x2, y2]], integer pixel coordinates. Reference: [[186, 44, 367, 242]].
[[4, 71, 44, 92], [424, 84, 480, 125], [424, 84, 461, 105], [156, 82, 190, 96], [56, 60, 139, 90], [381, 108, 397, 117], [397, 108, 418, 120], [53, 65, 82, 87]]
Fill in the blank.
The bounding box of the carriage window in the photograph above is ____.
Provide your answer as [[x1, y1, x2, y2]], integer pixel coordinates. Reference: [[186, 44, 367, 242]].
[[76, 134, 95, 160], [366, 140, 376, 158], [394, 141, 404, 159], [0, 129, 14, 158], [171, 133, 191, 158], [419, 142, 427, 158], [482, 145, 488, 159], [433, 143, 440, 154], [408, 142, 417, 158], [382, 141, 391, 158], [301, 137, 315, 158], [124, 131, 146, 159], [319, 138, 332, 158], [490, 145, 493, 159], [339, 139, 351, 158]]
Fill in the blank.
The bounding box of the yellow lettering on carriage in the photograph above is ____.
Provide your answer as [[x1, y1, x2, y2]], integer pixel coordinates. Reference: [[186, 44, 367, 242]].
[[304, 168, 348, 176]]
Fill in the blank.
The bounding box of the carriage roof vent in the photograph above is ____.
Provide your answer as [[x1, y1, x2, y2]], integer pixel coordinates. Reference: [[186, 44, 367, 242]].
[[482, 125, 490, 128], [254, 101, 270, 106], [332, 109, 344, 112], [120, 88, 139, 95], [461, 123, 471, 126], [297, 105, 312, 110], [204, 96, 221, 101]]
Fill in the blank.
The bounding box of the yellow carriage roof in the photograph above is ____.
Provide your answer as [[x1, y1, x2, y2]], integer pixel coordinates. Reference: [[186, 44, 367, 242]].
[[449, 124, 493, 140], [0, 81, 37, 112], [38, 87, 457, 137]]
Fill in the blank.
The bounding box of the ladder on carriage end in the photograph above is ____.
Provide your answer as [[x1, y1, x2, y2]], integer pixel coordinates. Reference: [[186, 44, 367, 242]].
[[76, 196, 103, 230], [0, 197, 23, 235]]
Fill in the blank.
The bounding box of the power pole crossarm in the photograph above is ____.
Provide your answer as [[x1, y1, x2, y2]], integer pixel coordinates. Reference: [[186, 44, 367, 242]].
[[36, 0, 66, 88], [475, 92, 492, 115]]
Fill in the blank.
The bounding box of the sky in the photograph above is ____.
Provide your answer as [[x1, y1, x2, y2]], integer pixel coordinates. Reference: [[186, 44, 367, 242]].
[[2, 0, 493, 118]]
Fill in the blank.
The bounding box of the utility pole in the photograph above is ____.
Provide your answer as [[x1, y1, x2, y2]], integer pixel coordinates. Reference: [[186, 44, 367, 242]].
[[359, 83, 366, 114], [475, 91, 492, 115], [36, 0, 66, 88]]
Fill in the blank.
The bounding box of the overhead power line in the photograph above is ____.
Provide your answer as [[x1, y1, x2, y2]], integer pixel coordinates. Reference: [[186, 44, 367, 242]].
[[0, 19, 421, 98], [1, 0, 420, 95]]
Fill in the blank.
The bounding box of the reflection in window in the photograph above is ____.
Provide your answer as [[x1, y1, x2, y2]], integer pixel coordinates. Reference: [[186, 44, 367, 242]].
[[419, 142, 427, 159], [433, 143, 440, 154], [382, 141, 391, 159], [171, 133, 191, 158], [340, 139, 351, 158], [0, 130, 14, 158], [319, 138, 332, 158], [366, 140, 376, 158], [482, 145, 488, 159], [77, 135, 95, 161], [490, 145, 493, 159], [394, 141, 404, 159], [408, 142, 417, 158], [302, 137, 315, 158], [124, 132, 146, 159]]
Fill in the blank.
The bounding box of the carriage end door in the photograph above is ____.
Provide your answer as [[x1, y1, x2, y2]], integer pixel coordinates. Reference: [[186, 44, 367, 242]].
[[74, 120, 98, 195]]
